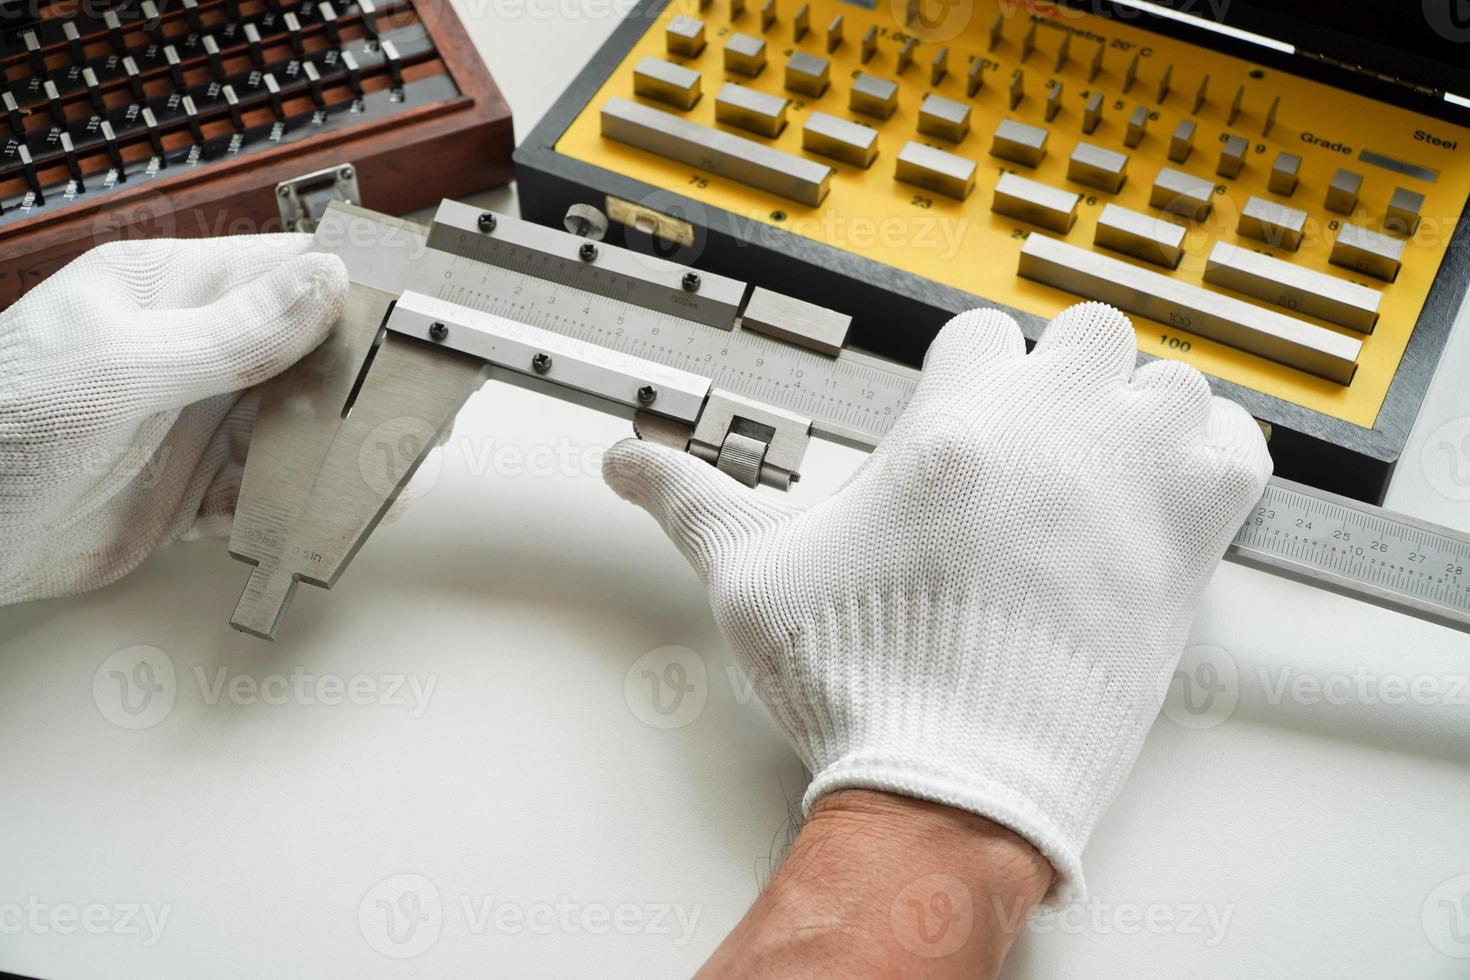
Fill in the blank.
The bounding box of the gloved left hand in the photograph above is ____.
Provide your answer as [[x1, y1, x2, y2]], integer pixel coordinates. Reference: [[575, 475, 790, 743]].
[[1, 234, 347, 606]]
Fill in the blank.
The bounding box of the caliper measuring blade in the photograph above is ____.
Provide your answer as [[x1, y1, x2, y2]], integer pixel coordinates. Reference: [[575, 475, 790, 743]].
[[228, 290, 488, 639]]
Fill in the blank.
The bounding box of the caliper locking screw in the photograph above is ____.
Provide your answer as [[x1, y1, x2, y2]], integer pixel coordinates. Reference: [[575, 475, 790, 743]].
[[531, 352, 552, 374], [429, 322, 448, 341], [636, 385, 658, 405], [579, 242, 598, 262], [681, 272, 700, 292], [477, 212, 497, 232]]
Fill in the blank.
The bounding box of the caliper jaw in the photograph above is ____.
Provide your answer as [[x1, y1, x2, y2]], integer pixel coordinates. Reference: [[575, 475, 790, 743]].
[[228, 297, 489, 640], [228, 282, 820, 640], [225, 202, 853, 639]]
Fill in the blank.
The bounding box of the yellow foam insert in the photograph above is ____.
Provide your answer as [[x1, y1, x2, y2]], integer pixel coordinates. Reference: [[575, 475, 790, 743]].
[[555, 0, 1470, 427]]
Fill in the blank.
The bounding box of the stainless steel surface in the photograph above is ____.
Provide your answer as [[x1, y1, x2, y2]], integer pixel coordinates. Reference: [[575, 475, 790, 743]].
[[1331, 222, 1406, 281], [427, 199, 746, 331], [930, 46, 949, 86], [1094, 203, 1186, 268], [850, 71, 898, 119], [992, 173, 1080, 232], [1083, 91, 1103, 133], [896, 140, 976, 200], [562, 203, 609, 240], [633, 407, 698, 452], [785, 51, 830, 96], [722, 31, 765, 75], [918, 93, 970, 143], [1358, 149, 1439, 183], [229, 203, 917, 637], [275, 163, 360, 233], [740, 287, 852, 356], [1229, 479, 1470, 634], [688, 390, 812, 489], [991, 117, 1048, 167], [714, 81, 789, 137], [1386, 187, 1425, 235], [1168, 118, 1194, 162], [1269, 151, 1302, 196], [896, 35, 915, 73], [802, 111, 878, 168], [1044, 80, 1063, 121], [1125, 105, 1148, 148], [664, 14, 704, 56], [1326, 167, 1363, 214], [1151, 166, 1215, 220], [1218, 134, 1248, 178], [1238, 195, 1309, 251], [229, 284, 490, 640], [709, 431, 767, 487], [1068, 141, 1129, 193], [600, 97, 831, 206], [632, 55, 702, 109], [1018, 234, 1362, 383], [1054, 31, 1071, 72], [420, 209, 916, 448], [967, 56, 985, 96], [1205, 242, 1382, 332], [385, 291, 712, 425]]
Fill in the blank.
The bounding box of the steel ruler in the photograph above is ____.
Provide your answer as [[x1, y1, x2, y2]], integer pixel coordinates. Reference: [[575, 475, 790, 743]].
[[1231, 480, 1470, 634], [230, 200, 1470, 637]]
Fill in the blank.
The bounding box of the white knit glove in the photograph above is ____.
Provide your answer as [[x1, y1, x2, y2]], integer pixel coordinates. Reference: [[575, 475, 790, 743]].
[[603, 303, 1272, 902], [0, 235, 347, 606]]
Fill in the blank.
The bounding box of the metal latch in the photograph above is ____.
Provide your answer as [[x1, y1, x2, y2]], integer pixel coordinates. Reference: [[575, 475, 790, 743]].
[[687, 390, 812, 490], [605, 195, 695, 248], [276, 164, 361, 233]]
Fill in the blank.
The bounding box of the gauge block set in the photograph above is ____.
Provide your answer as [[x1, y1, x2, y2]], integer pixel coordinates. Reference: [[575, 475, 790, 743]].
[[515, 0, 1470, 502], [0, 0, 513, 304]]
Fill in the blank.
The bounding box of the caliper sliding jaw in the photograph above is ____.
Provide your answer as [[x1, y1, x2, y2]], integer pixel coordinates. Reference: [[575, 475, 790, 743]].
[[686, 390, 812, 489], [226, 201, 851, 639]]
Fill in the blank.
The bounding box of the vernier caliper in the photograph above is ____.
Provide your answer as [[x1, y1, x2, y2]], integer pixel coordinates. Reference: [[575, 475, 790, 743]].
[[226, 199, 1470, 639]]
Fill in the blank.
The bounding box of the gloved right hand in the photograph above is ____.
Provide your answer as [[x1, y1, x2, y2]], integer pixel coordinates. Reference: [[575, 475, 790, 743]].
[[1, 234, 346, 606], [603, 302, 1272, 905]]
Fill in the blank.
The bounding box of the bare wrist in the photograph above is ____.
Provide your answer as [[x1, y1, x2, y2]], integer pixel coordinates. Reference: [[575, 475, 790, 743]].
[[698, 790, 1054, 979], [808, 789, 1055, 892]]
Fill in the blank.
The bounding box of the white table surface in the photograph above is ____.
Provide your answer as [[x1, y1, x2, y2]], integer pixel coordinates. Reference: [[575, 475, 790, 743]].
[[4, 5, 1470, 978]]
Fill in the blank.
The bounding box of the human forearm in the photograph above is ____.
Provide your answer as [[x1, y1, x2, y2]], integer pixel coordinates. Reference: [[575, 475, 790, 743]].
[[697, 790, 1053, 979]]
